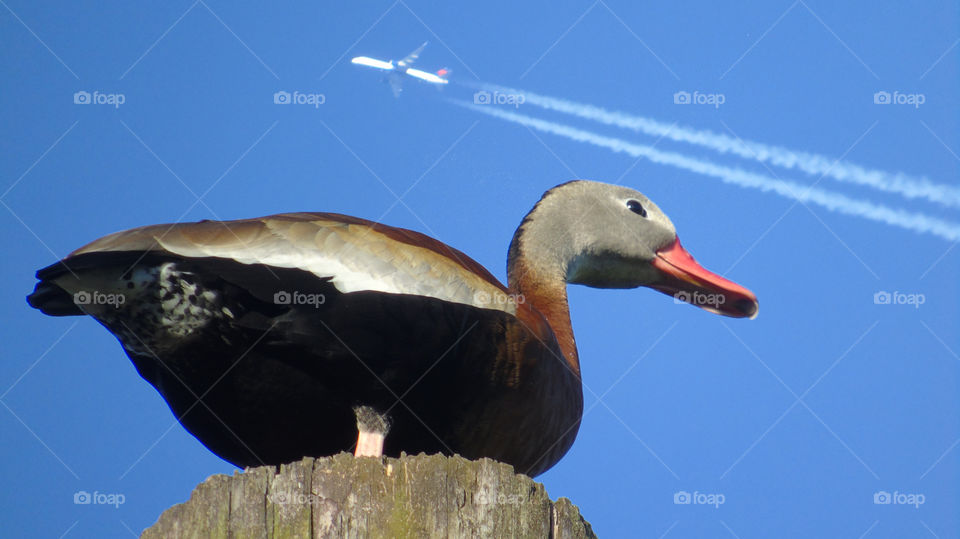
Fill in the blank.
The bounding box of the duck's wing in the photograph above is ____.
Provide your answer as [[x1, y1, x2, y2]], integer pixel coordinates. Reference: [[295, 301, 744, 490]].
[[53, 212, 509, 311]]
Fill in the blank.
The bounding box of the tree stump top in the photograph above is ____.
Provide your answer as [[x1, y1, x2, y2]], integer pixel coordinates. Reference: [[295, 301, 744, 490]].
[[142, 452, 596, 538]]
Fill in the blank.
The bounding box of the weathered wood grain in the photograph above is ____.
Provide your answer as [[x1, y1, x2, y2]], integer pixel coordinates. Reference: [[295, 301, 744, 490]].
[[142, 453, 596, 538]]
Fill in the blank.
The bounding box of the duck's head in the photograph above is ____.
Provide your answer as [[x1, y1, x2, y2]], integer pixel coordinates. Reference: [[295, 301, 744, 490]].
[[511, 180, 758, 318]]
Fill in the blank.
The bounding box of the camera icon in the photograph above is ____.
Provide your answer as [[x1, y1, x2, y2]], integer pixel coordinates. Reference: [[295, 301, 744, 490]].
[[873, 291, 891, 305], [74, 91, 91, 105], [873, 491, 891, 504], [473, 290, 491, 306], [473, 91, 492, 105], [74, 490, 91, 504], [673, 91, 691, 105], [273, 291, 292, 305], [270, 491, 290, 505], [273, 91, 291, 105], [73, 291, 92, 305], [673, 491, 691, 504], [873, 91, 891, 105], [673, 291, 691, 305]]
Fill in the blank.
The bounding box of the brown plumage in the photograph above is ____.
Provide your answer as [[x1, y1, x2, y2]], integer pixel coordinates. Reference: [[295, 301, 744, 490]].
[[27, 180, 757, 476]]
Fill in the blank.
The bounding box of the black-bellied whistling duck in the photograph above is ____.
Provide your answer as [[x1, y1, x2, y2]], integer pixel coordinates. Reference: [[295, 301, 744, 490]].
[[27, 180, 757, 477]]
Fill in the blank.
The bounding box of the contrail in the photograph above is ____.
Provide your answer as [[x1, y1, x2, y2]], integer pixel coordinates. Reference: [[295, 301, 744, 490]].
[[467, 83, 960, 208], [451, 99, 960, 242]]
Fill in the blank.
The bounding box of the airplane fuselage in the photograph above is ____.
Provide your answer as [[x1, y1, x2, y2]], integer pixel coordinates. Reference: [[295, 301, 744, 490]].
[[351, 42, 448, 97]]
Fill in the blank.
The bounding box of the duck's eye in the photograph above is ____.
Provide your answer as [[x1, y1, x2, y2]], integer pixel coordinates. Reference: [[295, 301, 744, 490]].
[[626, 199, 647, 217]]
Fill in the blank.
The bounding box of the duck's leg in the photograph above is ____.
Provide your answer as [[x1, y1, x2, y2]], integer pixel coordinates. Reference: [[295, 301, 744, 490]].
[[353, 405, 391, 457]]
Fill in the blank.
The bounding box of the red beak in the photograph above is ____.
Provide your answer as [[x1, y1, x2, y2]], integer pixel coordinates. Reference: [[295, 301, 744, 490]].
[[650, 237, 758, 319]]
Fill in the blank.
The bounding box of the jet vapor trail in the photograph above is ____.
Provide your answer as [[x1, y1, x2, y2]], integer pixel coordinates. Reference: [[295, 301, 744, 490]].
[[451, 100, 960, 242], [468, 83, 960, 208]]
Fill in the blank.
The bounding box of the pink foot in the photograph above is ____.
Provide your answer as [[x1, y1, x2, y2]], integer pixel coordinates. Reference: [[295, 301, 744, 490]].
[[354, 430, 386, 457], [352, 405, 390, 457]]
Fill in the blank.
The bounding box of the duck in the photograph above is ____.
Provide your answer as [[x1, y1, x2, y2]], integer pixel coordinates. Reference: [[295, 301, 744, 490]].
[[27, 180, 757, 477]]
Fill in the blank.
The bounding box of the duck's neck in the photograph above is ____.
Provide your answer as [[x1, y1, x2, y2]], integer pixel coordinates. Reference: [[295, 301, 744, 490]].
[[507, 202, 580, 377]]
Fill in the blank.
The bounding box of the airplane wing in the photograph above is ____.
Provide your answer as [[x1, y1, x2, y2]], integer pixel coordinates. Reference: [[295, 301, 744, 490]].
[[351, 43, 441, 98], [351, 56, 395, 71], [405, 68, 449, 85], [399, 42, 428, 66]]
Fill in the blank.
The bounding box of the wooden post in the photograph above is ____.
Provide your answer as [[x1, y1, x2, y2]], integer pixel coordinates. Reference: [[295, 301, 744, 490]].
[[142, 452, 596, 538]]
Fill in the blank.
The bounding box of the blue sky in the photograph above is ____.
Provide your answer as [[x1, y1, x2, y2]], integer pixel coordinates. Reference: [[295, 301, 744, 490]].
[[2, 1, 958, 537]]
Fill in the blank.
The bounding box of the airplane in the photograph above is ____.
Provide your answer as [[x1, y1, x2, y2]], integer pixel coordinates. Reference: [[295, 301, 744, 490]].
[[351, 42, 450, 97]]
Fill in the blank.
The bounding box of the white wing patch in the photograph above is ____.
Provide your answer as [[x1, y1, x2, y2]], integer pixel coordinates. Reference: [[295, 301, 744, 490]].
[[154, 221, 517, 315]]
